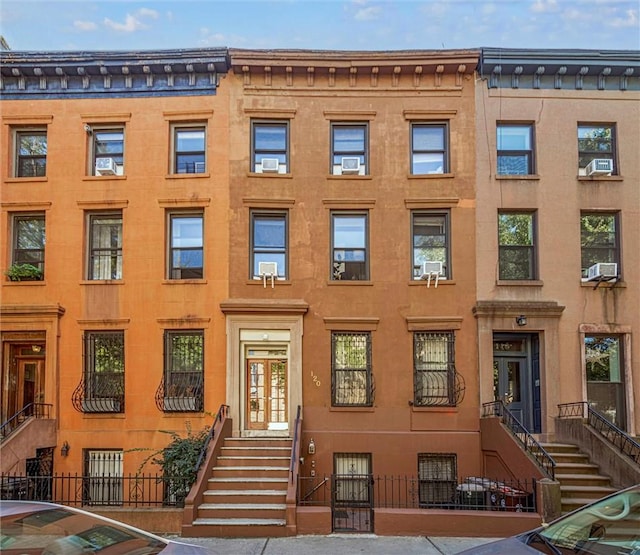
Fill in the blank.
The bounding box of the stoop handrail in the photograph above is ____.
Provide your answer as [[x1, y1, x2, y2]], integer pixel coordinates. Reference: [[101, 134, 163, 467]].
[[193, 404, 229, 474], [0, 403, 52, 443], [483, 400, 556, 480], [558, 401, 640, 465]]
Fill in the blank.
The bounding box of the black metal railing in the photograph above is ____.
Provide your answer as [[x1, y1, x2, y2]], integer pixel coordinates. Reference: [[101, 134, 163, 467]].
[[154, 373, 204, 413], [290, 405, 302, 484], [413, 368, 466, 407], [558, 401, 640, 465], [0, 403, 52, 442], [0, 472, 190, 507], [483, 401, 556, 479], [193, 404, 229, 475], [299, 474, 537, 512], [71, 373, 124, 413]]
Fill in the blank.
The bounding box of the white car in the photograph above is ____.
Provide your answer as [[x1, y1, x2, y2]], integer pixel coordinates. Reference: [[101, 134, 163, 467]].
[[0, 500, 214, 554], [458, 483, 640, 554]]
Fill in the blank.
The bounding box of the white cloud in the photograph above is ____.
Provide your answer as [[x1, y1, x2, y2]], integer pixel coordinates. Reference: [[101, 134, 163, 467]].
[[608, 8, 638, 26], [482, 3, 497, 15], [137, 8, 159, 19], [531, 0, 559, 13], [355, 6, 381, 21], [73, 20, 98, 31], [104, 14, 147, 32]]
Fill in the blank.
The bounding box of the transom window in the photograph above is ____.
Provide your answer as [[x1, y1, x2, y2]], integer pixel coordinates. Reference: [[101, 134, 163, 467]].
[[87, 212, 123, 280], [414, 332, 457, 406], [412, 211, 450, 280], [331, 332, 373, 407], [331, 123, 368, 175], [11, 213, 46, 278], [578, 124, 616, 175], [92, 127, 124, 176], [252, 121, 289, 173], [331, 212, 368, 281], [498, 211, 536, 280], [418, 453, 457, 507], [168, 212, 203, 280], [15, 129, 47, 177], [497, 123, 534, 175], [173, 125, 206, 174], [162, 330, 204, 413], [411, 123, 448, 175], [250, 211, 288, 279], [580, 213, 620, 279]]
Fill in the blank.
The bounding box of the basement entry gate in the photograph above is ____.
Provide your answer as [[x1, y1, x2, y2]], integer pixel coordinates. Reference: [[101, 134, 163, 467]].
[[332, 453, 373, 533]]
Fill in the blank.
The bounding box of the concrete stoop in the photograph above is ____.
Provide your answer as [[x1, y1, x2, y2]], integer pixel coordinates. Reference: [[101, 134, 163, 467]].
[[189, 437, 293, 537], [539, 442, 617, 514]]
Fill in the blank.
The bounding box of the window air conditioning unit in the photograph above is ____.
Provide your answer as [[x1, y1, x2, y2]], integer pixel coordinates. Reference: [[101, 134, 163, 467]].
[[258, 261, 278, 276], [587, 262, 617, 281], [585, 158, 613, 176], [261, 158, 280, 173], [419, 261, 443, 279], [341, 157, 361, 174], [95, 157, 117, 176]]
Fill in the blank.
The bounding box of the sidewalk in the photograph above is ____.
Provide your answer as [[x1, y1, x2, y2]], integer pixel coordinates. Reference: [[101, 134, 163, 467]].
[[171, 534, 502, 554]]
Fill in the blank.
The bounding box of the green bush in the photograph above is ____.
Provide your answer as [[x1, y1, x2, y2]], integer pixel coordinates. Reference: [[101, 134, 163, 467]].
[[5, 263, 43, 281]]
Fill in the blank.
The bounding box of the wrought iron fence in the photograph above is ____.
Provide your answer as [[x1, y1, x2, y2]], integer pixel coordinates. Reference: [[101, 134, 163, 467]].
[[483, 400, 556, 479], [558, 401, 640, 465], [299, 475, 537, 512], [0, 403, 52, 442], [0, 472, 190, 507]]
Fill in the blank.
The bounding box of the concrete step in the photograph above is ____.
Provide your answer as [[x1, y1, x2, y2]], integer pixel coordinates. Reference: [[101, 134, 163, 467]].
[[223, 438, 292, 449], [207, 476, 289, 490], [216, 455, 290, 467], [547, 452, 590, 464], [555, 473, 613, 488], [190, 518, 288, 538], [203, 489, 287, 504], [196, 503, 287, 519], [221, 446, 291, 458], [554, 462, 601, 475], [560, 485, 618, 501], [211, 466, 289, 479], [539, 443, 581, 453]]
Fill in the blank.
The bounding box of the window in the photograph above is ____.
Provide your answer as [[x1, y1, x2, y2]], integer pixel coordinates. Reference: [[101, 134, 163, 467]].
[[173, 125, 206, 174], [414, 332, 457, 406], [168, 213, 203, 279], [412, 211, 450, 279], [163, 330, 204, 412], [578, 124, 616, 175], [87, 212, 123, 280], [91, 127, 124, 176], [331, 212, 368, 281], [331, 123, 367, 175], [11, 213, 45, 278], [83, 331, 125, 413], [580, 213, 619, 278], [334, 453, 372, 503], [411, 123, 448, 174], [498, 212, 536, 280], [84, 450, 123, 506], [250, 211, 287, 279], [15, 129, 47, 177], [585, 335, 626, 430], [497, 123, 534, 175], [252, 121, 289, 173], [418, 454, 457, 507], [331, 332, 373, 407]]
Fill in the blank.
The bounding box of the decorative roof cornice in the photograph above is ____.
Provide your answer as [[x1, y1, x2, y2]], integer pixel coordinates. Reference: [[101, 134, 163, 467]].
[[230, 48, 479, 89], [0, 48, 230, 99], [479, 47, 640, 91]]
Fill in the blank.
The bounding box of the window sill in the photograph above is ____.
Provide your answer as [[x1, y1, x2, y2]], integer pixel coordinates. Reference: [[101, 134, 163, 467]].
[[165, 173, 210, 179], [247, 172, 293, 179], [580, 280, 626, 288], [83, 175, 127, 181], [327, 280, 374, 286], [5, 176, 48, 183], [411, 405, 459, 413], [162, 279, 207, 285], [246, 279, 291, 285], [330, 406, 375, 412], [496, 174, 540, 181], [4, 280, 46, 286], [496, 280, 544, 286], [577, 175, 623, 182], [408, 173, 455, 180], [80, 280, 124, 285], [409, 279, 455, 285], [327, 175, 372, 181]]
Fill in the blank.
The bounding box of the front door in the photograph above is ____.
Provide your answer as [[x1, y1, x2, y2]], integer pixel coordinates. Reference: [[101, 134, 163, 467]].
[[3, 354, 45, 421], [246, 358, 287, 430], [493, 357, 527, 426]]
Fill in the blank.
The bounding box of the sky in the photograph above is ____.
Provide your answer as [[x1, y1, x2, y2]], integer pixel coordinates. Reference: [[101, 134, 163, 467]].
[[1, 0, 639, 53]]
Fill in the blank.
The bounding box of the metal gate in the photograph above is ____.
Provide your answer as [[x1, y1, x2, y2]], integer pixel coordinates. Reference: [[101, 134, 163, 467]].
[[332, 453, 373, 533]]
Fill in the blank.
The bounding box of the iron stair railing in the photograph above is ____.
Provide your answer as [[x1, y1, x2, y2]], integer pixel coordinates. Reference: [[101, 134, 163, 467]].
[[483, 400, 556, 479], [0, 403, 52, 443], [558, 401, 640, 465]]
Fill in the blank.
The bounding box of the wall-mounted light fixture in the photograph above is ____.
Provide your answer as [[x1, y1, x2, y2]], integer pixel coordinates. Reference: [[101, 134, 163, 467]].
[[516, 315, 527, 327], [61, 441, 70, 457], [308, 438, 316, 455], [31, 344, 42, 353]]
